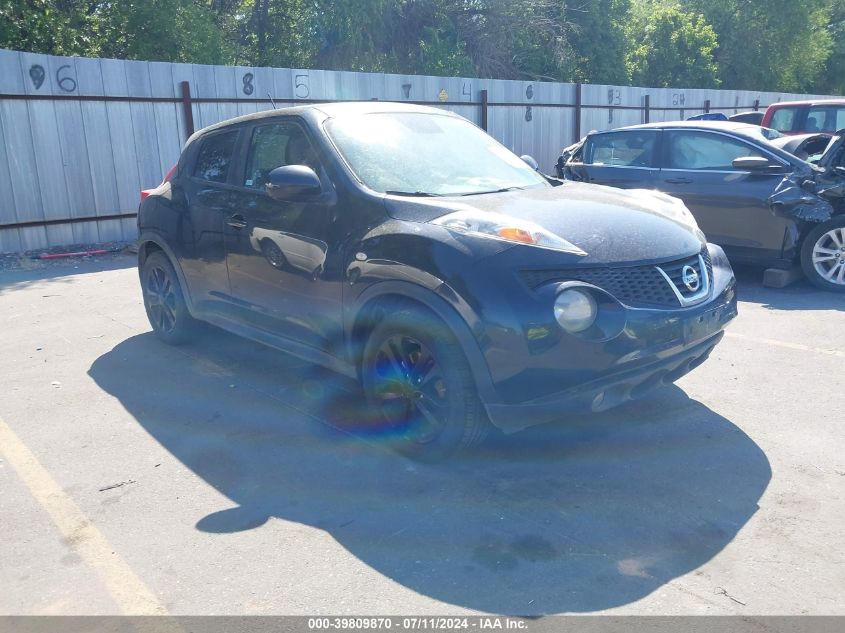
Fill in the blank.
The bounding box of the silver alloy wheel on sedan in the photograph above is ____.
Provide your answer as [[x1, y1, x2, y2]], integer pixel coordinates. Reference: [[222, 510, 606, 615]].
[[812, 226, 845, 285]]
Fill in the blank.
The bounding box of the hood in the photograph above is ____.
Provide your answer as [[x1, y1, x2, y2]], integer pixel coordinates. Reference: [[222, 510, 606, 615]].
[[383, 182, 705, 266]]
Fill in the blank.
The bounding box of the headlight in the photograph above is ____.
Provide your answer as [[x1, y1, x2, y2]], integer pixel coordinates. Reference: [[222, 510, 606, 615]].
[[554, 289, 597, 333], [432, 210, 587, 255]]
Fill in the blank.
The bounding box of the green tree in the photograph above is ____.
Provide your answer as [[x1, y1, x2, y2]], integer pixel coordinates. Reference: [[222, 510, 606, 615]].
[[95, 0, 231, 64], [311, 0, 572, 80], [229, 0, 316, 68], [682, 0, 832, 92], [563, 0, 631, 84], [0, 0, 96, 56], [626, 0, 719, 87], [820, 0, 845, 94]]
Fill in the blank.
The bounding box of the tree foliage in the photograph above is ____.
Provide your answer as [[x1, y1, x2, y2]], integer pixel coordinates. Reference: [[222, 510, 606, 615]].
[[0, 0, 842, 94], [681, 0, 833, 92], [96, 0, 232, 64], [820, 0, 845, 94], [626, 0, 719, 88], [563, 0, 631, 84]]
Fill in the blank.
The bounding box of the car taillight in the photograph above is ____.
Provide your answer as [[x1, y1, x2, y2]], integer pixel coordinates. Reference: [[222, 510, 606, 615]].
[[141, 164, 177, 201]]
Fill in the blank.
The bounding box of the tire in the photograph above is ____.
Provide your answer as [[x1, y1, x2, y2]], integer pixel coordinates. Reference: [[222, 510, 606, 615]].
[[800, 216, 845, 292], [360, 308, 489, 461], [260, 238, 287, 270], [141, 251, 198, 344]]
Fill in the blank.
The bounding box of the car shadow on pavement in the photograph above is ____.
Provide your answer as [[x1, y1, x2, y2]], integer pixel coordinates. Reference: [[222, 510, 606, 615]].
[[88, 329, 771, 615]]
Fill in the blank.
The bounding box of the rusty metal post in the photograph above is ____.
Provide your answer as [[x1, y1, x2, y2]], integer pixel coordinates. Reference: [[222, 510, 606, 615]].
[[180, 81, 194, 140], [480, 89, 488, 131], [753, 99, 760, 111], [574, 83, 582, 141], [644, 94, 650, 124], [704, 99, 711, 113]]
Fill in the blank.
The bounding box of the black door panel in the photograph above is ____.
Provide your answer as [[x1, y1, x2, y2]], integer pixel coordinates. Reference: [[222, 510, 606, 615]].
[[224, 121, 343, 353], [178, 129, 242, 311]]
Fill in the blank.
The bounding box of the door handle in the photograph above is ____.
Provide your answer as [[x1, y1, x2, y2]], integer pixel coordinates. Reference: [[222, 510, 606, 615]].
[[664, 177, 692, 184], [226, 214, 247, 229]]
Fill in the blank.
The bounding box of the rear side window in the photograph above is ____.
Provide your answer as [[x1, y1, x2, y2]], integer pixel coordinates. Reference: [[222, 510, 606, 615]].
[[193, 131, 238, 183], [769, 107, 798, 133], [667, 131, 767, 170], [584, 131, 657, 167], [806, 106, 845, 133]]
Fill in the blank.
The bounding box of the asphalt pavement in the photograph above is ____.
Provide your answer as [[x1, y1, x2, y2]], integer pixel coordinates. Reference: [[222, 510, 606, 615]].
[[0, 254, 843, 616]]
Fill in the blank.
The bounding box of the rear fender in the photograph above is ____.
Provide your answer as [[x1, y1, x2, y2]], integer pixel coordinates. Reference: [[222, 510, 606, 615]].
[[137, 233, 197, 314]]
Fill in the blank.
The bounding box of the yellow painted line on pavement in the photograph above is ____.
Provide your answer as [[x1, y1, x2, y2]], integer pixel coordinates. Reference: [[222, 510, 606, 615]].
[[725, 330, 845, 358], [0, 415, 167, 615]]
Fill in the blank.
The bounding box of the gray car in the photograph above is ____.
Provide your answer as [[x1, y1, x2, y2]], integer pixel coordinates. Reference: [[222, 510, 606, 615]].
[[556, 121, 845, 291]]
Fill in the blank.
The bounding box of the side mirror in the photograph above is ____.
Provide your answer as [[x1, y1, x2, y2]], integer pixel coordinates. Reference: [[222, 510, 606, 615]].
[[732, 156, 774, 170], [520, 155, 540, 171], [265, 165, 321, 201]]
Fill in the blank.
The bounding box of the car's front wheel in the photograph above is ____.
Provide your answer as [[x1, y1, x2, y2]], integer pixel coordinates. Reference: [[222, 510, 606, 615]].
[[360, 308, 489, 460], [141, 250, 198, 344], [801, 216, 845, 291]]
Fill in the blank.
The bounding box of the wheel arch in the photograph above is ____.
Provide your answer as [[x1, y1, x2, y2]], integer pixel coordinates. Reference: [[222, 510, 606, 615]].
[[137, 234, 196, 313], [347, 282, 498, 405]]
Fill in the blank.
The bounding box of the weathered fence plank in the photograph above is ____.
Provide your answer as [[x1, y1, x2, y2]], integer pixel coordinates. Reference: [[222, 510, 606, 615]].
[[0, 48, 841, 253]]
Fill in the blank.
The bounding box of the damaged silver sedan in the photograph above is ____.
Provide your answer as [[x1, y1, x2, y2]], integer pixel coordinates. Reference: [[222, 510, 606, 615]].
[[556, 121, 845, 291]]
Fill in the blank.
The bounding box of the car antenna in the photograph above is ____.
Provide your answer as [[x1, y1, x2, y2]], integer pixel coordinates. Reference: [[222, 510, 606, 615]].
[[267, 93, 278, 110]]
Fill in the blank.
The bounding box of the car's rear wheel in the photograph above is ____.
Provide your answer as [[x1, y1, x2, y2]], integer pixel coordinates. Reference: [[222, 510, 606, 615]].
[[361, 308, 489, 460], [141, 251, 198, 344], [801, 216, 845, 292]]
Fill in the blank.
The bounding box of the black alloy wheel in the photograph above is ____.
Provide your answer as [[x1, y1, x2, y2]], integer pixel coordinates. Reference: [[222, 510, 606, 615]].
[[141, 250, 197, 344], [372, 333, 449, 444], [361, 308, 489, 460]]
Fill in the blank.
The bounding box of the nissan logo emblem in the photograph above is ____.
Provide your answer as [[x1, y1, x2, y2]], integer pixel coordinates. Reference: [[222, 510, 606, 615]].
[[682, 265, 700, 292]]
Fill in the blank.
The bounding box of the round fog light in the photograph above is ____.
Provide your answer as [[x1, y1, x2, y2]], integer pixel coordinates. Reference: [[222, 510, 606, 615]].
[[554, 288, 597, 333]]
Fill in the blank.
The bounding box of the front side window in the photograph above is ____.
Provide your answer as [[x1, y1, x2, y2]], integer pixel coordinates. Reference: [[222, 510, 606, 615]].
[[584, 131, 657, 168], [667, 131, 768, 170], [325, 112, 547, 196], [193, 131, 238, 183], [769, 107, 798, 133], [243, 122, 320, 189]]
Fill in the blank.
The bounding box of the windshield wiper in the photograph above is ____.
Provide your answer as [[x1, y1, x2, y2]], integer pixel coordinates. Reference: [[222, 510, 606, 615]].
[[384, 190, 446, 197], [459, 186, 525, 196]]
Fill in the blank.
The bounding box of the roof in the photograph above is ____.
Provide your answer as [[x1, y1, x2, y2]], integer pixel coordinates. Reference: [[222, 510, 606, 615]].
[[612, 120, 762, 133], [186, 101, 454, 144], [765, 98, 845, 108]]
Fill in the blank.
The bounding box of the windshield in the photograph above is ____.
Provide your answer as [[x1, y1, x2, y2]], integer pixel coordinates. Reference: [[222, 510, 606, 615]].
[[325, 112, 548, 196]]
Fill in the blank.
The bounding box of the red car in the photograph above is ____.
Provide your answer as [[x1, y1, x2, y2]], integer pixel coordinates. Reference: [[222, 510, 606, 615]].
[[762, 99, 845, 135]]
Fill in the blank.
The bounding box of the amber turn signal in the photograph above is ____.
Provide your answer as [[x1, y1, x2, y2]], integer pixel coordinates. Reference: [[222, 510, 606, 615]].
[[496, 227, 538, 244]]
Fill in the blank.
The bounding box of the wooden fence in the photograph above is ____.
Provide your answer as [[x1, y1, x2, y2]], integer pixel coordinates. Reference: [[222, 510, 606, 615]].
[[0, 48, 839, 253]]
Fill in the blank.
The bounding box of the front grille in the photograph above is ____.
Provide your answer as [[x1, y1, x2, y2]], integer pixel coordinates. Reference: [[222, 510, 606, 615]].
[[656, 250, 711, 303], [519, 249, 711, 308]]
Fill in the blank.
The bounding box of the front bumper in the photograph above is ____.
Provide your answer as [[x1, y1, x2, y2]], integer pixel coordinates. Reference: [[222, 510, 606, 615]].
[[484, 330, 725, 433], [477, 244, 738, 433]]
